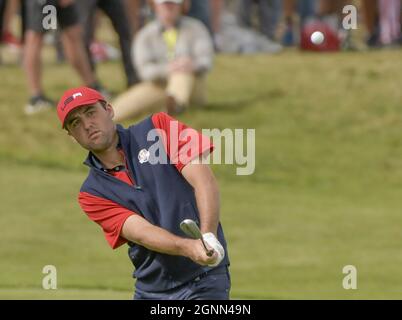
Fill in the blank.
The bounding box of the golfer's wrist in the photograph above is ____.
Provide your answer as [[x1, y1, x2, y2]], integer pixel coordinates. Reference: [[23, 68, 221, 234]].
[[176, 238, 193, 258]]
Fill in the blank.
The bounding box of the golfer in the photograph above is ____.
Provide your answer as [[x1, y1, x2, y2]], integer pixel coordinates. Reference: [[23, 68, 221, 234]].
[[57, 87, 230, 299]]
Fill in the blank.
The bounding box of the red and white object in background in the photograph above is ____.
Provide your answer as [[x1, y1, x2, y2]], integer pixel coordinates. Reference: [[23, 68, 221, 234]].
[[1, 31, 21, 49], [90, 41, 120, 63], [300, 20, 341, 52]]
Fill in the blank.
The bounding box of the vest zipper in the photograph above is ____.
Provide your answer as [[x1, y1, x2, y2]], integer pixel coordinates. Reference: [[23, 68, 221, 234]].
[[121, 149, 143, 191], [124, 157, 138, 188]]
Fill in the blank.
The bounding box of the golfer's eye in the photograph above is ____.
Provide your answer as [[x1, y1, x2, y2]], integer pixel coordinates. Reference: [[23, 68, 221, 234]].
[[71, 119, 80, 128], [86, 110, 96, 118]]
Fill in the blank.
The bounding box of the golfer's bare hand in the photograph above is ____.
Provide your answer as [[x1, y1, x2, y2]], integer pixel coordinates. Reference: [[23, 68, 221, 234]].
[[184, 239, 218, 266]]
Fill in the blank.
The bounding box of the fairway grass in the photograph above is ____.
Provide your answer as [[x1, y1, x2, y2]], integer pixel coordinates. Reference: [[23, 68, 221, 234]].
[[1, 49, 402, 299]]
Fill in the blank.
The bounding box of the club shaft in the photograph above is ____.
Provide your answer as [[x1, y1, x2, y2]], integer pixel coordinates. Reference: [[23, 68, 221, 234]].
[[201, 239, 214, 257]]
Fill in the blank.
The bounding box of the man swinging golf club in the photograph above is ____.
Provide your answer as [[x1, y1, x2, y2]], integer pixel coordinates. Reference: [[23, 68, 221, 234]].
[[57, 86, 230, 300]]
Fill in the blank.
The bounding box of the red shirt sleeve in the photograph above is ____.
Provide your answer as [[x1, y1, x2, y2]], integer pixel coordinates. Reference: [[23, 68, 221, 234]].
[[79, 191, 137, 249], [151, 112, 214, 172]]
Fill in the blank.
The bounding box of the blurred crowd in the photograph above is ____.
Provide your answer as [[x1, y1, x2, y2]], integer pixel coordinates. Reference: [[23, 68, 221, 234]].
[[0, 0, 401, 121]]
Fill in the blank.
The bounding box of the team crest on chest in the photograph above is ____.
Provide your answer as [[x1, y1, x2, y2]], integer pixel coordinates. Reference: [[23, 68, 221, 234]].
[[138, 149, 150, 164]]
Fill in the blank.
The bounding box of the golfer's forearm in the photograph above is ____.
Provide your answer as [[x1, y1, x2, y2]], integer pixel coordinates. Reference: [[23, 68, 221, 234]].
[[194, 175, 220, 236], [121, 215, 191, 257], [182, 162, 221, 236]]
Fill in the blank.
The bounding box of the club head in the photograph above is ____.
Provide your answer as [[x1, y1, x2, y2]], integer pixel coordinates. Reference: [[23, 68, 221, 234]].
[[180, 219, 215, 257], [180, 219, 202, 239]]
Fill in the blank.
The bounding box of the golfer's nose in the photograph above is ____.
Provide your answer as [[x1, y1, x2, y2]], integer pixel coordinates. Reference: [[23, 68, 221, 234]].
[[82, 117, 93, 131]]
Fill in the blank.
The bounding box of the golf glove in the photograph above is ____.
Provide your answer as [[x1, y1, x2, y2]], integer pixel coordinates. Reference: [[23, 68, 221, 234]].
[[202, 232, 225, 267]]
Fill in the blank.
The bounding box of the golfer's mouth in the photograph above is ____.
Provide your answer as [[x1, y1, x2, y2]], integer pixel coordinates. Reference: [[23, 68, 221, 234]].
[[88, 130, 101, 139]]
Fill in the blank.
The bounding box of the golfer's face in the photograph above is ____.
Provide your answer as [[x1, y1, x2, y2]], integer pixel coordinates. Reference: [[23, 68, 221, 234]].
[[65, 103, 116, 152]]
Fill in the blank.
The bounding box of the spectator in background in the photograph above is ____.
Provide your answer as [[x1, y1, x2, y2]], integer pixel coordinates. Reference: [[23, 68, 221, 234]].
[[316, 0, 349, 28], [378, 0, 401, 46], [187, 0, 224, 49], [22, 0, 108, 114], [362, 0, 379, 47], [0, 0, 4, 64], [112, 0, 214, 122], [237, 0, 282, 42], [209, 0, 224, 35], [124, 0, 150, 36], [282, 0, 317, 46], [187, 0, 210, 31], [0, 0, 5, 44], [1, 0, 21, 48], [75, 0, 140, 88], [215, 2, 282, 54]]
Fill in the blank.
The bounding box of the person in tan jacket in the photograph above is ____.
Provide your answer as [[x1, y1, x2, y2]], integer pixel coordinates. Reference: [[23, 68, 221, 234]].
[[112, 0, 214, 122]]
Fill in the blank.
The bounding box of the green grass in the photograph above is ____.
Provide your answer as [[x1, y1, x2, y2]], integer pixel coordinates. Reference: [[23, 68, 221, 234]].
[[1, 47, 402, 299]]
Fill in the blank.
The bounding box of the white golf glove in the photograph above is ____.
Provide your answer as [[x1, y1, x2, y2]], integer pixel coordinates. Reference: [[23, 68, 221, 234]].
[[202, 232, 225, 267]]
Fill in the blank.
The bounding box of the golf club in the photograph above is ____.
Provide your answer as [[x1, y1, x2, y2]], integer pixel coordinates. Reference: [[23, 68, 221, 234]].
[[180, 219, 214, 257]]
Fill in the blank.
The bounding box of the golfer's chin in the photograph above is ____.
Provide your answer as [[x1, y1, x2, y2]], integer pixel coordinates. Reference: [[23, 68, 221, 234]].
[[82, 138, 110, 153]]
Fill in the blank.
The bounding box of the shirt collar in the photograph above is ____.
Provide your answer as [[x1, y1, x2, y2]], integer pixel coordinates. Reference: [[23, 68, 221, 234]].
[[90, 153, 104, 170]]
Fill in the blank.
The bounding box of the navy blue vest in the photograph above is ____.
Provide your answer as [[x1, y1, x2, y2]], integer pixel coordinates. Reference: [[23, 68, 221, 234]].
[[80, 116, 229, 292]]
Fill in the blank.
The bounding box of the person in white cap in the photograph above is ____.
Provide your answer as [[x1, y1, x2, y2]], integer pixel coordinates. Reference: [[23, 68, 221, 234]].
[[112, 0, 214, 121]]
